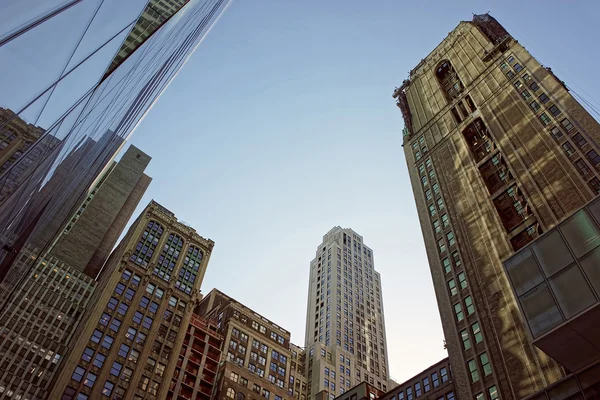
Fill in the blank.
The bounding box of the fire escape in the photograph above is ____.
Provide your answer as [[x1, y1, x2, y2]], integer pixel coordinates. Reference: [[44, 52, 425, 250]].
[[462, 118, 540, 250]]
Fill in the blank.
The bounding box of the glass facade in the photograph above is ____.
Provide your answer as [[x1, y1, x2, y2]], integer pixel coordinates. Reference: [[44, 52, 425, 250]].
[[0, 0, 230, 279]]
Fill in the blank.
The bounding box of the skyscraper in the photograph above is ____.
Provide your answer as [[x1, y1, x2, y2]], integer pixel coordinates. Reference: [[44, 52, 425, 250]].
[[48, 200, 214, 400], [394, 13, 600, 400], [304, 227, 389, 400], [0, 0, 230, 268], [196, 289, 304, 400], [0, 145, 151, 399]]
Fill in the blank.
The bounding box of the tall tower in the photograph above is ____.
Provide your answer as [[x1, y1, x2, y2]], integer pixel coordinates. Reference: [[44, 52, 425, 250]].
[[304, 227, 389, 400], [394, 14, 600, 400], [48, 200, 214, 400]]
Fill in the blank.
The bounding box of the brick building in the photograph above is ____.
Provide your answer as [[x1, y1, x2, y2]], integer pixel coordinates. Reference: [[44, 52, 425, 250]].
[[394, 13, 600, 400], [378, 359, 455, 400], [167, 313, 222, 400], [196, 289, 306, 400]]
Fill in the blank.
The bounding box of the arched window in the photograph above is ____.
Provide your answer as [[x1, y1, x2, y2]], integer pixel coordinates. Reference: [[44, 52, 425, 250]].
[[226, 388, 236, 399], [175, 245, 203, 294], [153, 233, 184, 282], [130, 220, 163, 267], [436, 60, 464, 102], [236, 392, 246, 400]]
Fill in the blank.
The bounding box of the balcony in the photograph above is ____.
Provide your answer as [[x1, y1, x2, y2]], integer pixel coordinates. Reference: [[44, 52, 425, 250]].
[[504, 200, 600, 372]]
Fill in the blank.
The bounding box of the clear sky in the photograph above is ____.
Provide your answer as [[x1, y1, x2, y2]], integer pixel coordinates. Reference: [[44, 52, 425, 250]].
[[124, 0, 600, 383]]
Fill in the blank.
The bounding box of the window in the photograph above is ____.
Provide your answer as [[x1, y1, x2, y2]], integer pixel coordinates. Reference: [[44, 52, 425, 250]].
[[133, 311, 143, 325], [454, 303, 464, 322], [418, 164, 425, 175], [441, 214, 449, 228], [447, 393, 455, 400], [93, 353, 106, 368], [529, 81, 539, 91], [227, 388, 236, 399], [465, 95, 476, 112], [421, 176, 428, 187], [488, 386, 498, 400], [407, 387, 413, 400], [415, 382, 422, 397], [539, 93, 549, 103], [142, 316, 153, 330], [573, 133, 588, 148], [529, 100, 540, 111], [102, 335, 114, 350], [415, 150, 421, 161], [118, 344, 130, 358], [72, 366, 85, 382], [523, 73, 531, 81], [432, 372, 439, 387], [465, 296, 475, 315], [433, 220, 441, 234], [575, 159, 591, 176], [550, 126, 562, 140], [117, 303, 128, 316], [448, 279, 457, 296], [124, 288, 135, 301], [480, 352, 492, 376], [513, 81, 522, 89], [446, 232, 455, 246], [549, 105, 561, 117], [521, 90, 531, 100], [423, 377, 430, 392], [425, 190, 432, 202], [475, 394, 484, 400], [458, 272, 467, 289], [115, 283, 125, 295], [438, 239, 446, 254], [102, 381, 114, 397], [131, 221, 163, 267], [514, 63, 523, 72], [109, 318, 121, 333], [562, 142, 576, 156], [437, 198, 444, 210], [122, 367, 133, 382], [110, 362, 122, 377], [561, 118, 574, 131], [440, 367, 448, 382], [539, 113, 551, 125], [461, 329, 471, 350], [83, 372, 97, 388], [442, 258, 451, 274], [587, 150, 600, 166], [468, 360, 479, 382], [100, 313, 110, 326], [108, 297, 118, 310], [91, 329, 102, 344], [82, 347, 94, 363], [427, 205, 437, 219]]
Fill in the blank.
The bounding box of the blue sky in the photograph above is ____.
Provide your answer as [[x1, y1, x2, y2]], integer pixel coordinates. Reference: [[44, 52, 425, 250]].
[[124, 0, 600, 382]]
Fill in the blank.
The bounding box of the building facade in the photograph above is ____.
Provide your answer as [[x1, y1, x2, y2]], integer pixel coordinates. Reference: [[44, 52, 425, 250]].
[[377, 359, 455, 400], [331, 382, 383, 400], [503, 197, 600, 399], [48, 200, 214, 400], [290, 343, 308, 400], [196, 289, 303, 400], [394, 13, 600, 400], [304, 227, 390, 400], [167, 313, 222, 400]]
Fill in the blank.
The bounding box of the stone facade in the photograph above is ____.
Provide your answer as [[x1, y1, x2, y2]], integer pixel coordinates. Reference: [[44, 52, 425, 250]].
[[394, 13, 600, 400], [377, 358, 455, 400], [305, 228, 389, 400], [47, 200, 214, 399]]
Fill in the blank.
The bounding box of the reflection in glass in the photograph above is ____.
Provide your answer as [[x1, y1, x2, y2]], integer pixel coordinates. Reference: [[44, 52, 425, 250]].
[[505, 248, 544, 296], [560, 210, 600, 258], [532, 230, 574, 277], [580, 247, 600, 295], [549, 265, 597, 319], [520, 283, 563, 337]]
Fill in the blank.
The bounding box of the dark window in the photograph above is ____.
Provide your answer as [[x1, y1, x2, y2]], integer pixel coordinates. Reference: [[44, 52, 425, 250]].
[[93, 353, 105, 368], [109, 318, 121, 333], [115, 283, 125, 295], [521, 90, 531, 100], [117, 303, 128, 316], [529, 81, 539, 91], [101, 335, 113, 350], [124, 288, 135, 301], [549, 105, 561, 117], [514, 63, 523, 72], [142, 316, 153, 330], [574, 159, 591, 176], [539, 113, 551, 125], [130, 220, 164, 267], [436, 60, 464, 101], [562, 118, 574, 131], [586, 150, 600, 166], [107, 297, 118, 310], [573, 133, 588, 148], [529, 101, 540, 111], [82, 347, 94, 363], [450, 108, 462, 124], [465, 95, 477, 112], [133, 311, 143, 325], [550, 127, 563, 140], [110, 362, 122, 376], [539, 93, 549, 103]]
